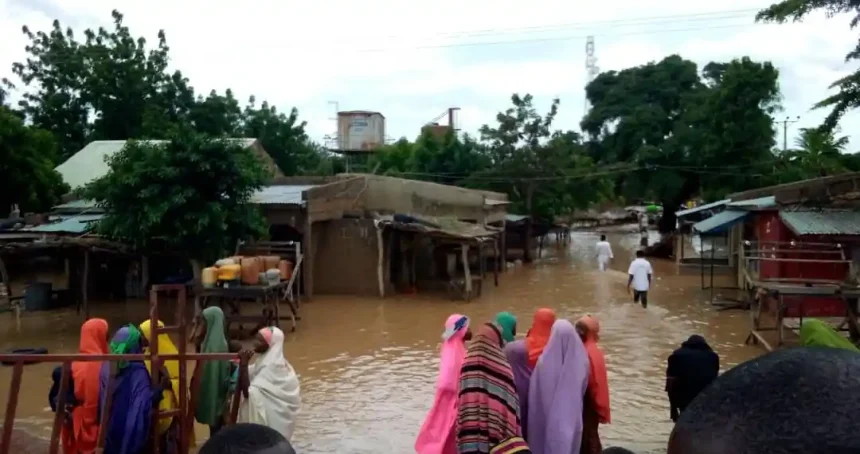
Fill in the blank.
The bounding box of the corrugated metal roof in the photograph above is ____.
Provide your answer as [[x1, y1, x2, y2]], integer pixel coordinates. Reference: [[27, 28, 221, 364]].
[[56, 139, 258, 190], [21, 214, 104, 233], [251, 185, 315, 205], [506, 214, 529, 222], [676, 199, 730, 218], [485, 199, 511, 206], [693, 210, 748, 235], [728, 196, 776, 210], [779, 211, 860, 236]]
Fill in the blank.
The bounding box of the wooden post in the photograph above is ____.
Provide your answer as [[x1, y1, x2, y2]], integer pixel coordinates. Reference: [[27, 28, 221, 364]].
[[500, 219, 507, 272], [82, 248, 90, 320], [148, 287, 163, 454], [523, 184, 534, 263], [492, 239, 499, 287], [303, 219, 314, 300], [2, 362, 23, 452], [478, 241, 485, 278], [461, 244, 472, 300], [410, 236, 418, 288], [376, 226, 385, 298]]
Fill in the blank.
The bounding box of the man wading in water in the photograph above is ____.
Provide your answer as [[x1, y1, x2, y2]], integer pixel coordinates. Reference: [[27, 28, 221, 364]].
[[627, 250, 652, 308], [595, 235, 614, 272]]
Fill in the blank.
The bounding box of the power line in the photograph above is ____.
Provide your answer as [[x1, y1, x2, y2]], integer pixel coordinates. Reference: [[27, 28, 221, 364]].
[[4, 12, 767, 62], [359, 8, 766, 42], [339, 23, 764, 53]]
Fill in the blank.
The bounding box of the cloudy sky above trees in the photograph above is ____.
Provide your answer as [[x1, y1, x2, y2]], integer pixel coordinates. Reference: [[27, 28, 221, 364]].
[[2, 0, 858, 150]]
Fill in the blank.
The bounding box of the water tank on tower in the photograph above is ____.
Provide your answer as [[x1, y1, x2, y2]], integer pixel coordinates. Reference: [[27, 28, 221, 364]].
[[336, 111, 386, 153]]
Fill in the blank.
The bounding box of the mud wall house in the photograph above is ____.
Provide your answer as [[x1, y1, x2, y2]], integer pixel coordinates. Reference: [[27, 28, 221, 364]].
[[299, 174, 509, 298]]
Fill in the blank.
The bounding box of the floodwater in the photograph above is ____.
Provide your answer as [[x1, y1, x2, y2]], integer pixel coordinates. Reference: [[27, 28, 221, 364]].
[[0, 230, 761, 454]]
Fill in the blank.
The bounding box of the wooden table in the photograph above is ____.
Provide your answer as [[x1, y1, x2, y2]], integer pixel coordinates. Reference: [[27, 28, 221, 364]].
[[200, 280, 299, 333]]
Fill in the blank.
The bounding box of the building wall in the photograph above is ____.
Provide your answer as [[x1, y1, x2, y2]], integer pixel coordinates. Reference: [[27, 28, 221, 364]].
[[752, 211, 849, 317], [312, 218, 392, 295], [305, 175, 509, 224]]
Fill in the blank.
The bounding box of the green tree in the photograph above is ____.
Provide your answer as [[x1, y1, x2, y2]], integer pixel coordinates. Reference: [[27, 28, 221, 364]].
[[369, 138, 415, 175], [82, 130, 267, 269], [411, 130, 490, 185], [583, 55, 781, 231], [189, 89, 242, 137], [782, 127, 850, 178], [9, 9, 324, 173], [12, 19, 90, 161], [756, 1, 860, 130], [478, 94, 608, 259], [241, 97, 322, 175], [0, 105, 69, 217]]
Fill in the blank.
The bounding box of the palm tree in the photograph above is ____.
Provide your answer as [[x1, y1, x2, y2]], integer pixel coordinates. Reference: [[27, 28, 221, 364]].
[[786, 128, 849, 177]]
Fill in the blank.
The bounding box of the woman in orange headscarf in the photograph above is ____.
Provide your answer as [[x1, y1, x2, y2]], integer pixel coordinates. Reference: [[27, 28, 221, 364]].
[[525, 309, 557, 368], [63, 318, 109, 454], [575, 315, 611, 454]]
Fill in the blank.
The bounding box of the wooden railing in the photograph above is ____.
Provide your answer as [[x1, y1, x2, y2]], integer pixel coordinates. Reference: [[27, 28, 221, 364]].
[[0, 284, 249, 454]]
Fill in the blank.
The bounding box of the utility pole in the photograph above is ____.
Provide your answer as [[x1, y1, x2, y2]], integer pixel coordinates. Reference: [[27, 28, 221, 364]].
[[776, 115, 800, 152], [328, 101, 342, 173]]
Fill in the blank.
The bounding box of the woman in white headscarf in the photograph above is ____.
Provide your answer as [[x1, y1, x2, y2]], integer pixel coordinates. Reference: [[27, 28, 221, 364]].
[[238, 326, 301, 440]]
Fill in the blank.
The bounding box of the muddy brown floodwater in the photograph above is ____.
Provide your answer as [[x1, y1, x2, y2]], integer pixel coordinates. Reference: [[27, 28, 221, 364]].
[[0, 230, 762, 454]]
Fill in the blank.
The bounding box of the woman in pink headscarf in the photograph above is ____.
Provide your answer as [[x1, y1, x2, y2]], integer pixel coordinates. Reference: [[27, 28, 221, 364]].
[[415, 314, 471, 454]]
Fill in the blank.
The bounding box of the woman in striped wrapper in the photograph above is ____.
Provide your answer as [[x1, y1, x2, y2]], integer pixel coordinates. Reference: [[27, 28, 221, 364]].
[[456, 322, 530, 454]]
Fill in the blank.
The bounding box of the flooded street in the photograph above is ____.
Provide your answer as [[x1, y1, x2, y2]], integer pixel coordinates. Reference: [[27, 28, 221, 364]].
[[0, 230, 761, 453]]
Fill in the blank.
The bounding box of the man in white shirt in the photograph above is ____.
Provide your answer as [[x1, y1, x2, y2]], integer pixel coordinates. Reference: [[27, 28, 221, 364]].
[[595, 234, 614, 271], [627, 250, 653, 308]]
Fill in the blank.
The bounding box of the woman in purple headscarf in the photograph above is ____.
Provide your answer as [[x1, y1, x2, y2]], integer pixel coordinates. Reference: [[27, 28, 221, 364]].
[[527, 320, 589, 454], [103, 324, 165, 454], [504, 339, 532, 439]]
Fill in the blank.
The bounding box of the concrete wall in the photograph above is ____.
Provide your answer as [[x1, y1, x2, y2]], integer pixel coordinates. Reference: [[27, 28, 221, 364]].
[[306, 174, 508, 223], [312, 218, 392, 295]]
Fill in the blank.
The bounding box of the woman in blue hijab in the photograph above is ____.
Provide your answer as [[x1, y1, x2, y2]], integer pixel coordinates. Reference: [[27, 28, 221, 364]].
[[104, 324, 165, 454]]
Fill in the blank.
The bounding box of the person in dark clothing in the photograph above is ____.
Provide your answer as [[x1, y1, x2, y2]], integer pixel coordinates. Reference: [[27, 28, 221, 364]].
[[668, 348, 860, 454], [665, 335, 719, 422], [48, 365, 77, 412], [199, 423, 296, 454]]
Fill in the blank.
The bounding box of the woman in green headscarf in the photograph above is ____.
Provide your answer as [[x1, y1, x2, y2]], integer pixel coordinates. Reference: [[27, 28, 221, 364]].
[[495, 312, 517, 343], [800, 319, 860, 352], [192, 306, 232, 437]]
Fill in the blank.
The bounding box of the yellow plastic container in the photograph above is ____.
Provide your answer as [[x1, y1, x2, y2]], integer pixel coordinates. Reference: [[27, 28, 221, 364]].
[[202, 267, 218, 288], [217, 264, 241, 282]]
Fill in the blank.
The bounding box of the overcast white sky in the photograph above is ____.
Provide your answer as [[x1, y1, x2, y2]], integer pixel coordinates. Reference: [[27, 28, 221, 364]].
[[2, 0, 860, 152]]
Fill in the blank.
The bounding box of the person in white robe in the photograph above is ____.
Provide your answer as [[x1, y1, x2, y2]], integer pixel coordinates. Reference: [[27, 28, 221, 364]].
[[238, 326, 301, 441]]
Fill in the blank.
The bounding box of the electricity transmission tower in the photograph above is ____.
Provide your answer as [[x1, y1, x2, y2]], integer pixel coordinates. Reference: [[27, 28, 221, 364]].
[[584, 36, 599, 117]]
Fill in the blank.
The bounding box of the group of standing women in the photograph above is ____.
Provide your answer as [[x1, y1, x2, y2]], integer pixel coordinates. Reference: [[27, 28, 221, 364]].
[[415, 308, 611, 454], [50, 306, 301, 454]]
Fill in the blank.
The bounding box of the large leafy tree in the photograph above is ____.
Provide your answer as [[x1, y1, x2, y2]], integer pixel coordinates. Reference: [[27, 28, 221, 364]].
[[82, 130, 267, 267], [241, 97, 321, 175], [583, 55, 780, 231], [0, 105, 68, 217], [756, 1, 860, 130], [9, 10, 324, 175], [478, 94, 610, 259]]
